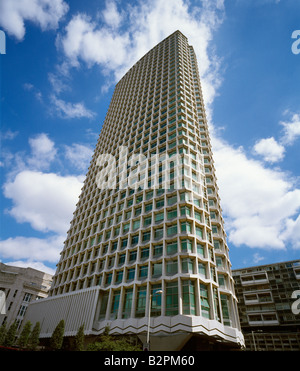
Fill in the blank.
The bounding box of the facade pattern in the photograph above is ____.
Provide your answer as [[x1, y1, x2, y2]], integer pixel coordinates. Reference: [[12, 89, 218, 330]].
[[233, 260, 300, 351], [25, 31, 244, 350]]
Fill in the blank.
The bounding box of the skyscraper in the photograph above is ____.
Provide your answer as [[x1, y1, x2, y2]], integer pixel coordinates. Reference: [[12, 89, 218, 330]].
[[25, 31, 244, 350]]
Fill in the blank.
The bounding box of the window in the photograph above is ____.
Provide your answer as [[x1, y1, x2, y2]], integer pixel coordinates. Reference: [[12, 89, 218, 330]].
[[152, 262, 162, 277], [167, 241, 177, 255], [180, 206, 191, 216], [167, 209, 177, 219], [182, 280, 196, 315], [133, 219, 140, 230], [181, 221, 191, 233], [115, 270, 123, 284], [131, 235, 139, 246], [99, 292, 109, 320], [166, 260, 178, 276], [198, 262, 206, 277], [139, 265, 148, 279], [151, 285, 162, 316], [166, 282, 178, 316], [123, 223, 130, 234], [122, 288, 133, 319], [135, 286, 147, 317], [182, 258, 194, 274], [110, 290, 121, 319], [156, 199, 164, 208], [155, 228, 163, 240], [167, 224, 177, 236], [200, 284, 210, 318], [153, 244, 163, 258], [167, 195, 177, 206], [142, 231, 151, 242], [129, 250, 137, 263], [196, 226, 203, 239], [141, 247, 150, 260], [144, 216, 152, 227], [181, 239, 193, 253], [118, 253, 126, 266], [127, 268, 135, 282], [155, 212, 164, 223]]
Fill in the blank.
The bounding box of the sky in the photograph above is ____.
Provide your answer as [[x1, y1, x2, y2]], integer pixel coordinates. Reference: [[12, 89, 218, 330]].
[[0, 0, 299, 275]]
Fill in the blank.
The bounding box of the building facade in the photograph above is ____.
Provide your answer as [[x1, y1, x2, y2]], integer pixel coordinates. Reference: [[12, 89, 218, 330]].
[[24, 31, 244, 350], [233, 260, 300, 351], [0, 263, 52, 330]]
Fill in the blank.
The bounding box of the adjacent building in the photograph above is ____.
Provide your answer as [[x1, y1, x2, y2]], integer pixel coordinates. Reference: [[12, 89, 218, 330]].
[[0, 263, 52, 330], [24, 30, 244, 350], [233, 260, 300, 351]]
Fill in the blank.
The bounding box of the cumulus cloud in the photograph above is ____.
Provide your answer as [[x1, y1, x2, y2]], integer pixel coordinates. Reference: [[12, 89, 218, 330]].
[[280, 112, 300, 145], [253, 137, 285, 163], [3, 170, 83, 234], [50, 94, 96, 119], [57, 0, 224, 106], [64, 143, 94, 171], [0, 0, 69, 40], [213, 136, 300, 250]]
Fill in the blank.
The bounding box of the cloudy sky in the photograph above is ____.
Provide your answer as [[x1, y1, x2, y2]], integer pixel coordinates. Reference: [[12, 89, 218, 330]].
[[0, 0, 299, 275]]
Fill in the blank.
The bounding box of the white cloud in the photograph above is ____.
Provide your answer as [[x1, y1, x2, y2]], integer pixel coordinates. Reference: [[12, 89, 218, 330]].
[[253, 137, 285, 163], [280, 112, 300, 145], [0, 0, 69, 40], [3, 170, 83, 234], [212, 136, 300, 250], [28, 133, 57, 170], [0, 235, 64, 272], [51, 94, 96, 119], [57, 0, 224, 106], [64, 143, 94, 171]]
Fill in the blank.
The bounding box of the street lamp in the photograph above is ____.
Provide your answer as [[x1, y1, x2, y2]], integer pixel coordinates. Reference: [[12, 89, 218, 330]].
[[145, 289, 163, 350]]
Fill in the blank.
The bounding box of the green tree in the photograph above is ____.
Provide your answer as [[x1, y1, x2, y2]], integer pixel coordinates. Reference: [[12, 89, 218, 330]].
[[86, 327, 142, 351], [28, 322, 40, 350], [0, 323, 7, 346], [18, 321, 32, 348], [50, 319, 65, 351], [4, 321, 18, 347], [74, 324, 85, 351]]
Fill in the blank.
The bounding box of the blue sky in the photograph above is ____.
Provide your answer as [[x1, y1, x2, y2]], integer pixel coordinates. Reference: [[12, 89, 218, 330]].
[[0, 0, 299, 275]]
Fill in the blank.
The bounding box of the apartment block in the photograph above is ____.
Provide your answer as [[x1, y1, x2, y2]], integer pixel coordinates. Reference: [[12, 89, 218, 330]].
[[0, 263, 52, 330], [233, 260, 300, 351]]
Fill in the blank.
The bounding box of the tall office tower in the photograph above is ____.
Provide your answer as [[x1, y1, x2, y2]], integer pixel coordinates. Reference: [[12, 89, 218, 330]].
[[25, 31, 244, 350]]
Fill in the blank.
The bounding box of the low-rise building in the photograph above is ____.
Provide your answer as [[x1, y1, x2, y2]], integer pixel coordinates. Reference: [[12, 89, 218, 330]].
[[0, 263, 53, 330], [233, 260, 300, 351]]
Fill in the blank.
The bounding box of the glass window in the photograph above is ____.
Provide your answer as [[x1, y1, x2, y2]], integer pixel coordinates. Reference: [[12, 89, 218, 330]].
[[182, 258, 194, 274], [151, 285, 162, 317], [141, 246, 150, 259], [153, 244, 163, 257], [167, 241, 177, 255], [139, 265, 148, 279], [110, 290, 121, 320], [152, 262, 162, 277], [127, 268, 135, 281], [167, 209, 177, 219], [131, 235, 139, 245], [142, 231, 151, 242], [135, 286, 147, 318], [155, 212, 164, 223], [155, 228, 164, 240], [181, 239, 193, 253], [198, 262, 206, 277], [122, 288, 133, 319], [181, 221, 192, 233], [167, 224, 177, 236], [166, 260, 178, 276], [182, 280, 196, 315], [166, 282, 178, 316], [144, 216, 152, 227], [200, 284, 210, 318]]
